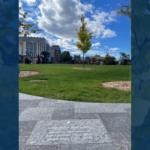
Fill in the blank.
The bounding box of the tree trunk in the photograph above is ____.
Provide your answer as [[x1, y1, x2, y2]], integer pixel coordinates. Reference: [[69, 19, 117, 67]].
[[83, 53, 85, 68]]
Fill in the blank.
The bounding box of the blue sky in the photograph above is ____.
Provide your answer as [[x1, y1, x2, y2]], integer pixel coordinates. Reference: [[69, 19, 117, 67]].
[[19, 0, 130, 60]]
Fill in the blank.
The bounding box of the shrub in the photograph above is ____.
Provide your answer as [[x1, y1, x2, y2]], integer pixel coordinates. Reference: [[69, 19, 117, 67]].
[[102, 54, 116, 65]]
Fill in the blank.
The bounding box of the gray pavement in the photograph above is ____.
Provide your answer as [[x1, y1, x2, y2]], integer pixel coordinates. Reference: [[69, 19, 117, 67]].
[[19, 93, 131, 150]]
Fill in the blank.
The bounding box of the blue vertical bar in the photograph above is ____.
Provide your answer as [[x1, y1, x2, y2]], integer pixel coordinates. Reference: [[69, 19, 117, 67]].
[[0, 0, 19, 150], [131, 0, 150, 149]]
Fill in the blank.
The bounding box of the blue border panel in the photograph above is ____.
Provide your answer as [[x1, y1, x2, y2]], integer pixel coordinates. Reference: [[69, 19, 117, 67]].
[[131, 0, 150, 149], [0, 0, 19, 150]]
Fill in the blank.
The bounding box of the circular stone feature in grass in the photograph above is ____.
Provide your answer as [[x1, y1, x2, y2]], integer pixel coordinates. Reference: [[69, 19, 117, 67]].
[[28, 80, 47, 82], [19, 71, 39, 77], [102, 81, 131, 91], [73, 67, 95, 70]]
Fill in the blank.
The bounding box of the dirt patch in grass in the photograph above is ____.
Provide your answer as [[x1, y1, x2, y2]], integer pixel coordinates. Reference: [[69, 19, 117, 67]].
[[73, 67, 95, 70], [19, 71, 39, 77], [28, 80, 47, 82], [102, 81, 131, 91]]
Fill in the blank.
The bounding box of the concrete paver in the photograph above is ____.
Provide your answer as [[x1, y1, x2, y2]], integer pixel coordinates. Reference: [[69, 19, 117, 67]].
[[19, 93, 131, 150], [20, 108, 54, 121]]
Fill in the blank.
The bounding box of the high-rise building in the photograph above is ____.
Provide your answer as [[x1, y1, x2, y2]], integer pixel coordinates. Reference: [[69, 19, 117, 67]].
[[51, 45, 61, 63], [19, 34, 51, 57]]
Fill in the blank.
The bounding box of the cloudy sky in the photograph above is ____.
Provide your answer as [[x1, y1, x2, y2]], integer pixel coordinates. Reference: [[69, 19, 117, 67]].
[[19, 0, 130, 60]]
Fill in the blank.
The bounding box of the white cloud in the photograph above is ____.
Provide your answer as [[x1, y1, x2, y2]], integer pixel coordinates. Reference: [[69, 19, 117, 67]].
[[109, 47, 119, 52], [22, 0, 36, 4], [29, 32, 79, 52], [109, 53, 120, 59], [19, 1, 22, 7], [25, 17, 34, 22], [86, 50, 105, 56], [19, 3, 26, 19], [36, 0, 117, 40], [101, 28, 116, 38], [91, 0, 95, 3], [92, 42, 100, 46], [24, 0, 119, 53], [103, 47, 119, 53], [109, 47, 119, 51], [104, 45, 108, 49], [71, 51, 81, 55]]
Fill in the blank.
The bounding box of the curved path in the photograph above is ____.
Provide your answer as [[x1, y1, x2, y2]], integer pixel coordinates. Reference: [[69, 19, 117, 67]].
[[19, 93, 131, 150]]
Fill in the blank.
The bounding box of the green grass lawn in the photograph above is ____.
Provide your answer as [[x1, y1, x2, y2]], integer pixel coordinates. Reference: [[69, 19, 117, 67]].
[[19, 64, 131, 103]]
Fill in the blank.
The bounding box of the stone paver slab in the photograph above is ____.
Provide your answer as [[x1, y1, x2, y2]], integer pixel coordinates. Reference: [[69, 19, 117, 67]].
[[21, 145, 61, 150], [98, 113, 130, 133], [55, 103, 74, 110], [19, 108, 54, 121], [75, 102, 106, 113], [19, 108, 26, 115], [109, 132, 130, 150], [61, 144, 117, 150], [19, 121, 37, 136], [101, 103, 130, 113], [26, 119, 111, 145], [75, 113, 100, 119], [52, 109, 75, 120], [37, 101, 56, 108], [19, 136, 29, 150], [19, 100, 41, 108]]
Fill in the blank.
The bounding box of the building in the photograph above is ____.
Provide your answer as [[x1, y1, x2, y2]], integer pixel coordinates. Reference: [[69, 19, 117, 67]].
[[85, 57, 90, 64], [51, 45, 61, 63], [88, 55, 105, 64], [71, 54, 105, 64], [19, 34, 51, 63], [74, 55, 81, 62]]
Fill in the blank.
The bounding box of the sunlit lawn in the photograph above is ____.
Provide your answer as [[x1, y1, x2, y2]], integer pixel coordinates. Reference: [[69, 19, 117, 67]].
[[19, 64, 131, 103]]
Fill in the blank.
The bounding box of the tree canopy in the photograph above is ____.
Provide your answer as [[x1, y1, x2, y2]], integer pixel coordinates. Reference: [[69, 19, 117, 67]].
[[75, 14, 93, 68], [41, 51, 50, 63], [113, 0, 131, 18], [119, 52, 130, 60], [119, 52, 130, 65], [102, 54, 116, 65], [19, 7, 41, 45], [59, 51, 72, 63]]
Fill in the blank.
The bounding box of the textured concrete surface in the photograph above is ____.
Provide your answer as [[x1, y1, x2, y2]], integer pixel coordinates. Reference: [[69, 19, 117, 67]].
[[19, 93, 131, 150], [26, 120, 111, 145]]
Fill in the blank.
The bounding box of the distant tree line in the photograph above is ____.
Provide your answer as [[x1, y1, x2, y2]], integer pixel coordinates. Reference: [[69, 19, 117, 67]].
[[58, 51, 131, 65], [102, 54, 117, 65], [58, 51, 72, 63]]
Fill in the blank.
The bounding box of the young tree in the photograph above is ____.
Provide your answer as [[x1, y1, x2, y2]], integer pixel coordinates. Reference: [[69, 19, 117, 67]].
[[113, 0, 131, 18], [75, 14, 93, 68], [19, 7, 41, 44]]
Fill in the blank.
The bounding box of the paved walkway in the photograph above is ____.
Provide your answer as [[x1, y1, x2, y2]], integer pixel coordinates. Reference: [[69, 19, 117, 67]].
[[19, 93, 131, 150]]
